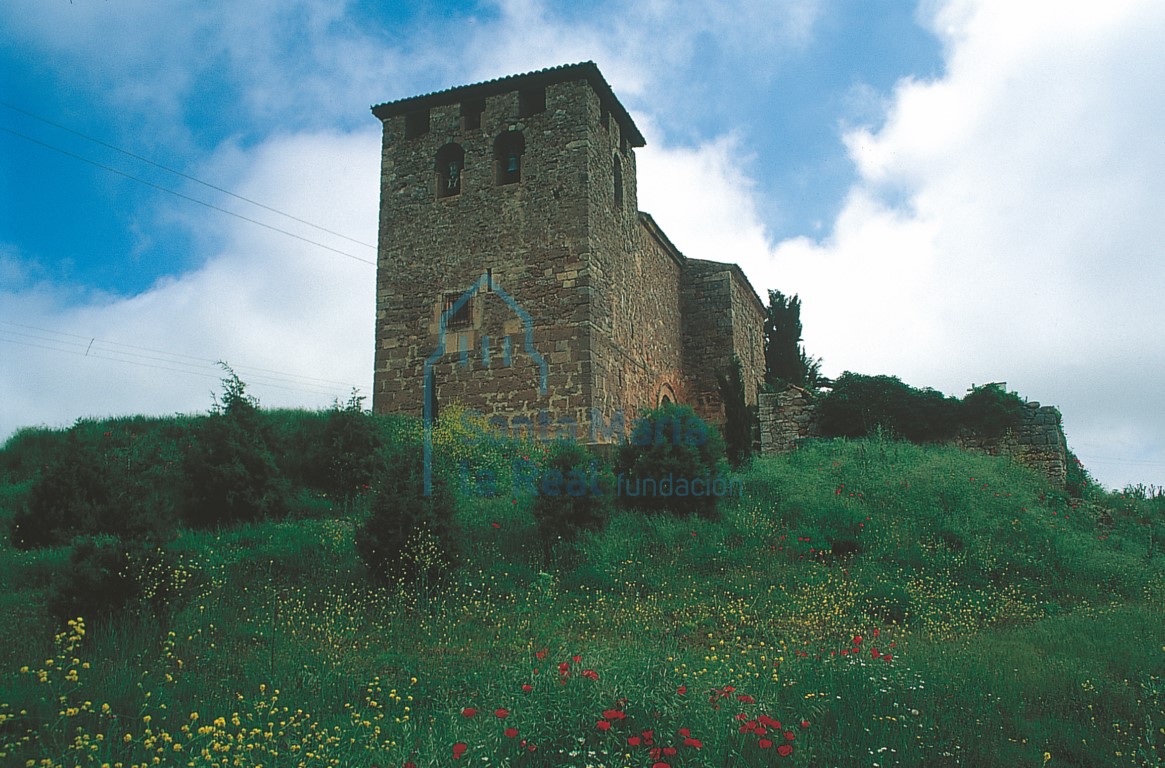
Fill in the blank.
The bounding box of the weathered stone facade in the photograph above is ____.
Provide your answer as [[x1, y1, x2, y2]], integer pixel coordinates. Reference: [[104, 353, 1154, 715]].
[[370, 63, 766, 439], [757, 388, 1069, 486]]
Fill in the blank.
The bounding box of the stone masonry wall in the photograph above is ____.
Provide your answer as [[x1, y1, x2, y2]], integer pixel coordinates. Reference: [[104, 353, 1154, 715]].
[[758, 389, 1069, 486]]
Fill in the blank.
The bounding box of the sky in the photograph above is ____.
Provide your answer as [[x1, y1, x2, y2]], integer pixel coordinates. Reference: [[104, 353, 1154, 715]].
[[1, 0, 1163, 491]]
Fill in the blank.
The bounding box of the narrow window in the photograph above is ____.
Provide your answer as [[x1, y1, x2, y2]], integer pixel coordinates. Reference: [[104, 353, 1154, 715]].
[[435, 143, 465, 198], [613, 154, 624, 211], [442, 292, 472, 330], [405, 109, 430, 139], [518, 86, 546, 117], [494, 131, 525, 186], [460, 99, 484, 131]]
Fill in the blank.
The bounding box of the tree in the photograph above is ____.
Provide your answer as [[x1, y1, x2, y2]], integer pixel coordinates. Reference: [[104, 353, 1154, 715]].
[[717, 355, 754, 467], [763, 289, 822, 389]]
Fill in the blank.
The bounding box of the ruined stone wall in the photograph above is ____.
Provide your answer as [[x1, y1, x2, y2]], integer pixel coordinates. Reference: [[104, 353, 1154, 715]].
[[758, 389, 820, 453], [954, 403, 1068, 486], [758, 389, 1069, 485]]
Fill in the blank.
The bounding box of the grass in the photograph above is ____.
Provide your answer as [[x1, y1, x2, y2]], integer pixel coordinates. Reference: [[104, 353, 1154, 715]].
[[0, 415, 1162, 767]]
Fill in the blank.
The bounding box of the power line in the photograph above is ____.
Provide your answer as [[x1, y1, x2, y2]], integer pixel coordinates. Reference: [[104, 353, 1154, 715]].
[[0, 323, 365, 400], [0, 126, 376, 267], [0, 101, 376, 250]]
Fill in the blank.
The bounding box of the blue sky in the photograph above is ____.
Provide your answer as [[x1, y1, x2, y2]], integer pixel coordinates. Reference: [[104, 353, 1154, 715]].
[[2, 0, 1163, 490]]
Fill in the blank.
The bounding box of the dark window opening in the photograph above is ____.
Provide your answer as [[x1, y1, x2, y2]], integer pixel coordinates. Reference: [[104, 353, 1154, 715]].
[[405, 109, 430, 139], [435, 143, 465, 198], [426, 379, 439, 422], [494, 131, 525, 186], [613, 154, 624, 211], [600, 106, 610, 130], [442, 292, 472, 330], [486, 267, 494, 292], [460, 99, 484, 131], [519, 86, 546, 117]]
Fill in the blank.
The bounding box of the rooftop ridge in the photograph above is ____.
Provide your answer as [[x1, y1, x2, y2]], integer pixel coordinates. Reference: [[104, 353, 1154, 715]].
[[370, 61, 645, 147]]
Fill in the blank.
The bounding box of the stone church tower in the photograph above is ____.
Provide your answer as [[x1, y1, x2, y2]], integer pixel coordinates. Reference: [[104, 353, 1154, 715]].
[[371, 62, 765, 441]]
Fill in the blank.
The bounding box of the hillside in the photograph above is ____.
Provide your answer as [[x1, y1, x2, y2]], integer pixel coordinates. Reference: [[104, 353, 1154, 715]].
[[0, 409, 1162, 768]]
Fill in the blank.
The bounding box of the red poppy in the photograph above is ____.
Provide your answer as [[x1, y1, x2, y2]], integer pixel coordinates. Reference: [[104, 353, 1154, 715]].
[[490, 522, 501, 529], [677, 685, 687, 695], [652, 763, 671, 768], [759, 739, 773, 749], [683, 737, 703, 749], [535, 648, 548, 660], [737, 694, 755, 703], [460, 708, 477, 717], [758, 715, 781, 729], [678, 728, 690, 737], [800, 720, 810, 728], [663, 747, 677, 756], [596, 720, 611, 731], [495, 708, 509, 718], [853, 635, 863, 645], [558, 662, 570, 674], [641, 729, 655, 744], [572, 654, 582, 662], [883, 653, 893, 661], [777, 744, 794, 757], [603, 709, 627, 720], [404, 763, 416, 768], [521, 684, 533, 692], [452, 742, 468, 758], [627, 736, 642, 746], [582, 669, 599, 680], [784, 731, 795, 741], [504, 727, 519, 738]]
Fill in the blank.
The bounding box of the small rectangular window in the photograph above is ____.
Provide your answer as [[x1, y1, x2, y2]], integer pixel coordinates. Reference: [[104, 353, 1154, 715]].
[[519, 87, 546, 117], [460, 99, 484, 131], [405, 109, 430, 139], [442, 292, 472, 330]]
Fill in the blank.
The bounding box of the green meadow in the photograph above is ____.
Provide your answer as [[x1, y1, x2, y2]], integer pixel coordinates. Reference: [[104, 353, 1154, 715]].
[[0, 400, 1162, 768]]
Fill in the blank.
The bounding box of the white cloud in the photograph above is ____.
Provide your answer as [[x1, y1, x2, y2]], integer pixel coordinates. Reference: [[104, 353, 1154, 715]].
[[636, 1, 1165, 489], [0, 130, 379, 438]]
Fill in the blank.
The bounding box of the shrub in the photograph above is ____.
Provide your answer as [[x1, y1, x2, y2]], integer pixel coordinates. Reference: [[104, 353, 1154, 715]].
[[180, 369, 289, 528], [10, 429, 166, 549], [818, 373, 961, 442], [960, 383, 1025, 438], [532, 440, 609, 552], [47, 535, 175, 623], [614, 402, 729, 518], [355, 440, 458, 583], [717, 355, 755, 468]]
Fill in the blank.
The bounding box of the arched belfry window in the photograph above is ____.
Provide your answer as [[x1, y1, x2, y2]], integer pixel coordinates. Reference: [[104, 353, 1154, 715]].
[[494, 131, 525, 186], [435, 143, 465, 198], [613, 155, 624, 211]]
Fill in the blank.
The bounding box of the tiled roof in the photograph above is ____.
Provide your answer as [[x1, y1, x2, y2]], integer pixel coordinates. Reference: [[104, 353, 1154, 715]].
[[370, 61, 645, 147]]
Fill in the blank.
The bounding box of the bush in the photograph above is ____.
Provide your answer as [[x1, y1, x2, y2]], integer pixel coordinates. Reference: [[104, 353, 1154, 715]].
[[355, 440, 459, 583], [10, 429, 167, 549], [960, 383, 1025, 438], [532, 440, 609, 552], [47, 535, 175, 623], [180, 370, 289, 528], [614, 402, 729, 519]]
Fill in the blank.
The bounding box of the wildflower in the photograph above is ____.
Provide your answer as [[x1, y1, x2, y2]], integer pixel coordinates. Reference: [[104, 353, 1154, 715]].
[[737, 694, 755, 703], [677, 685, 687, 695], [452, 742, 468, 759], [602, 709, 626, 720], [777, 744, 794, 757], [596, 720, 611, 731], [800, 720, 810, 728], [504, 727, 519, 738], [495, 708, 509, 718], [627, 736, 641, 746], [683, 737, 703, 749], [461, 707, 477, 717], [581, 669, 599, 680], [759, 739, 773, 749], [521, 684, 533, 692]]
